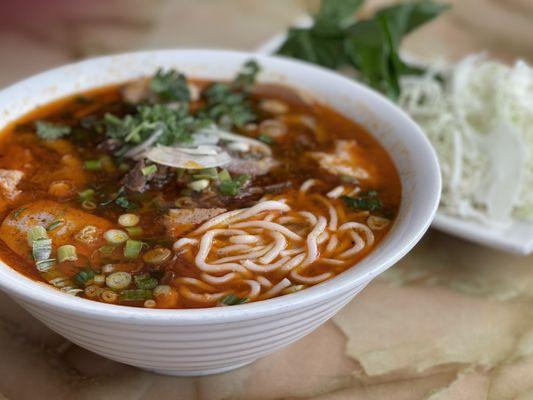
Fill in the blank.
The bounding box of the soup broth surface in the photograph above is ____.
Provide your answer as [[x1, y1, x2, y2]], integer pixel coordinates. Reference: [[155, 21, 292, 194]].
[[0, 61, 400, 308]]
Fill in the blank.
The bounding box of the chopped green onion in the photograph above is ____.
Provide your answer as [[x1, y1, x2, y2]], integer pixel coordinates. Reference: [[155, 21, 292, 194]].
[[73, 269, 95, 286], [93, 274, 106, 286], [118, 163, 130, 172], [120, 289, 153, 302], [219, 294, 249, 306], [32, 238, 52, 262], [124, 239, 142, 259], [27, 225, 48, 246], [84, 160, 102, 171], [103, 229, 129, 244], [101, 290, 118, 303], [35, 258, 56, 273], [81, 200, 97, 210], [142, 247, 171, 264], [134, 274, 159, 290], [99, 244, 116, 256], [142, 164, 157, 176], [125, 226, 143, 238], [187, 179, 210, 192], [46, 220, 63, 232], [118, 213, 140, 227], [193, 168, 218, 180], [12, 207, 26, 219], [100, 155, 115, 171], [78, 188, 95, 202], [106, 271, 132, 290], [258, 133, 275, 144], [153, 285, 172, 297], [115, 196, 138, 211], [144, 299, 157, 308], [84, 285, 102, 299], [218, 169, 231, 182], [101, 264, 115, 274], [57, 244, 78, 263], [75, 225, 98, 244]]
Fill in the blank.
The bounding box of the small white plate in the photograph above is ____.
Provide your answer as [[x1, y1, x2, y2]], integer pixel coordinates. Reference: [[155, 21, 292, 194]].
[[255, 20, 533, 255]]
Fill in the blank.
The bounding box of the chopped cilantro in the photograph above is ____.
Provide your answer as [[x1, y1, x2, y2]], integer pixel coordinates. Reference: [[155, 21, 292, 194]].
[[35, 121, 71, 140], [218, 174, 250, 196], [149, 69, 190, 102], [341, 190, 384, 212], [219, 294, 249, 306], [258, 133, 275, 144]]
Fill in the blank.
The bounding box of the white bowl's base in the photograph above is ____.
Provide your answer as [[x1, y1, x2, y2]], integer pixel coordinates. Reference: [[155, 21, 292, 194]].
[[143, 360, 256, 376]]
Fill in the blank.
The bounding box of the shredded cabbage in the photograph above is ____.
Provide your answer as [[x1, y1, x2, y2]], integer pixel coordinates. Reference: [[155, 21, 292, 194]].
[[399, 55, 533, 226]]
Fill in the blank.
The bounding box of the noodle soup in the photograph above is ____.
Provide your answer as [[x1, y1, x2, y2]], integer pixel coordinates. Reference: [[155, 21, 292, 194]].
[[0, 60, 400, 309]]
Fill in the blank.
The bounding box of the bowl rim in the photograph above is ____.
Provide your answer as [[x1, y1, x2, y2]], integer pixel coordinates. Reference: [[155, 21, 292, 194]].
[[0, 49, 441, 322]]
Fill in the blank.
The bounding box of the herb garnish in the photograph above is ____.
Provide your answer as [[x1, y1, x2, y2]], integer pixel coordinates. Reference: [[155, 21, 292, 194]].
[[276, 0, 448, 99], [258, 133, 275, 144], [73, 269, 95, 286], [219, 294, 249, 306], [134, 273, 159, 290], [218, 174, 250, 196], [149, 69, 190, 103], [35, 121, 71, 140], [341, 190, 384, 212]]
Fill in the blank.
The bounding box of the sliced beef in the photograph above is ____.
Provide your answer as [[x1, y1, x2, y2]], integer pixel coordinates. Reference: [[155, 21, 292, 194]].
[[0, 169, 23, 200]]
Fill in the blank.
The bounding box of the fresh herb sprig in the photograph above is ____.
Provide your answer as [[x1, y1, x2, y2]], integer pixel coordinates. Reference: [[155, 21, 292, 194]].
[[149, 69, 190, 103], [341, 190, 384, 212], [35, 121, 71, 140], [276, 0, 448, 99]]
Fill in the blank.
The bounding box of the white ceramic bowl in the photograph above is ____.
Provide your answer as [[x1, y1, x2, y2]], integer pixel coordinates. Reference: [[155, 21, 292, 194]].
[[0, 50, 441, 376]]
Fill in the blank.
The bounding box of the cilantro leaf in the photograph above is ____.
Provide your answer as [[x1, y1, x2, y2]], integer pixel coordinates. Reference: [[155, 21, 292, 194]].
[[276, 0, 448, 99], [149, 69, 190, 102], [219, 294, 249, 306], [218, 174, 250, 196], [341, 191, 384, 212], [35, 121, 71, 140]]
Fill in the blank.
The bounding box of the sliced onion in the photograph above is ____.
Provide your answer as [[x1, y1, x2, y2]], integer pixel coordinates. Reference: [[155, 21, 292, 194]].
[[146, 145, 231, 169], [124, 124, 164, 159], [198, 126, 272, 156]]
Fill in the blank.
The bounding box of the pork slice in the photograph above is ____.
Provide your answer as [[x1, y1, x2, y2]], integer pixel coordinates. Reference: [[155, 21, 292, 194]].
[[165, 208, 227, 237]]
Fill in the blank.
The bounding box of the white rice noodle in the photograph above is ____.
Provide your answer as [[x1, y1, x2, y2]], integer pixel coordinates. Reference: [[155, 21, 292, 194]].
[[228, 235, 260, 244], [216, 244, 252, 255], [242, 256, 290, 273], [195, 229, 251, 273], [256, 275, 273, 288], [201, 272, 238, 284], [301, 216, 327, 267], [338, 222, 375, 246], [192, 210, 244, 235], [280, 253, 306, 272], [327, 185, 345, 199], [321, 258, 344, 266], [213, 244, 271, 264], [261, 278, 292, 299], [178, 286, 228, 303], [245, 280, 262, 299], [298, 211, 318, 226], [175, 277, 217, 292], [315, 196, 338, 230], [280, 247, 305, 257], [290, 270, 333, 284], [173, 238, 198, 251], [231, 220, 303, 242], [276, 215, 302, 224], [259, 231, 287, 264], [300, 179, 321, 193], [233, 201, 290, 223], [325, 234, 338, 254], [338, 230, 365, 258]]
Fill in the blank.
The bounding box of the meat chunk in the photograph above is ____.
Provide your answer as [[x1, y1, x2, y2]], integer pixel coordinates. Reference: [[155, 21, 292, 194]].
[[0, 200, 113, 261], [120, 78, 150, 104], [308, 140, 379, 185], [165, 208, 226, 237], [0, 169, 23, 200]]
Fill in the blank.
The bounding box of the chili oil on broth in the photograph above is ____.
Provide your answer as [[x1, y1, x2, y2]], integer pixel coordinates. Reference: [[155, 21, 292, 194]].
[[0, 65, 400, 309]]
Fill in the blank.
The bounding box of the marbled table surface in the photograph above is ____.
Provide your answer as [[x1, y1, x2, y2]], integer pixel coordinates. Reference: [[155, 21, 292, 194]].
[[0, 1, 532, 399]]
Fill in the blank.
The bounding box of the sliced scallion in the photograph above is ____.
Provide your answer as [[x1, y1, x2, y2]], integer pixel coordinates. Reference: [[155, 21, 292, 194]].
[[120, 289, 153, 302], [124, 239, 142, 259], [125, 226, 143, 238], [27, 225, 48, 246], [103, 229, 129, 244], [46, 219, 63, 232], [32, 238, 52, 262], [219, 294, 249, 306], [101, 290, 118, 303], [142, 248, 171, 264], [187, 179, 210, 192], [73, 269, 95, 286], [144, 299, 157, 308], [142, 164, 157, 176], [78, 188, 95, 202], [118, 213, 139, 227], [81, 200, 97, 210], [134, 274, 159, 290], [106, 271, 132, 290], [84, 160, 102, 171], [218, 169, 231, 182], [193, 168, 218, 180], [57, 244, 78, 263]]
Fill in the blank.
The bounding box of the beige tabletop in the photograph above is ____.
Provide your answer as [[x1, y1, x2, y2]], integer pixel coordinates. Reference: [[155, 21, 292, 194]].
[[1, 1, 532, 399]]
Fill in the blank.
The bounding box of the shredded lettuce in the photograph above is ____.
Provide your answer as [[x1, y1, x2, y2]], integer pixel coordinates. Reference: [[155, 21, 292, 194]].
[[399, 55, 533, 225]]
